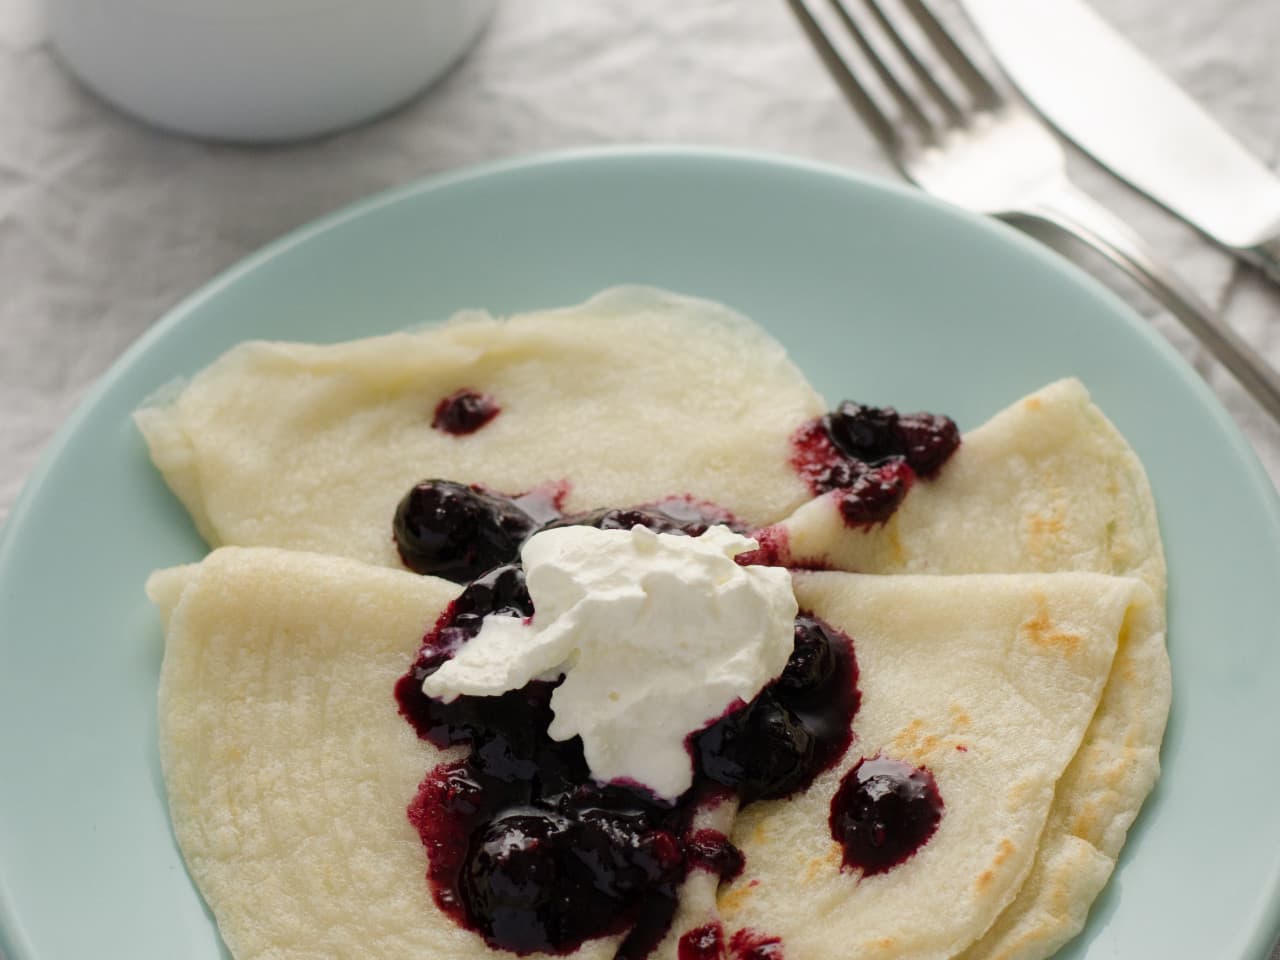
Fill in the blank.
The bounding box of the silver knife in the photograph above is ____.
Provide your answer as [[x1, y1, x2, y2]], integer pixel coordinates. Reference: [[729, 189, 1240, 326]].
[[956, 0, 1280, 282]]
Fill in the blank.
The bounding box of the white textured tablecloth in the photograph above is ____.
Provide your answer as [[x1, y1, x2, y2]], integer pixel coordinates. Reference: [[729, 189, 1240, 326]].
[[1, 1, 1277, 957]]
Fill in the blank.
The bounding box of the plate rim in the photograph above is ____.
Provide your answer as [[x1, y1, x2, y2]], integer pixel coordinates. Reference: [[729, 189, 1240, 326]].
[[1, 144, 1277, 960]]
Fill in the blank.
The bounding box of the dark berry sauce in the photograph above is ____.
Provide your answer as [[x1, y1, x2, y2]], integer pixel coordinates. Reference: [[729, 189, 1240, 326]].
[[829, 756, 943, 876], [729, 929, 784, 960], [692, 615, 858, 804], [546, 496, 750, 538], [680, 923, 726, 960], [394, 480, 745, 585], [512, 482, 571, 528], [391, 481, 878, 958], [791, 401, 959, 528], [399, 603, 856, 955], [433, 389, 501, 435], [733, 525, 791, 569], [393, 481, 538, 583], [684, 830, 744, 882], [837, 461, 914, 527]]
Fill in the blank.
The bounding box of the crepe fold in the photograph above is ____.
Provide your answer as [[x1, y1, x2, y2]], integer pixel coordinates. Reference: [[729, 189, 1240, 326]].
[[764, 378, 1170, 960], [721, 571, 1155, 960]]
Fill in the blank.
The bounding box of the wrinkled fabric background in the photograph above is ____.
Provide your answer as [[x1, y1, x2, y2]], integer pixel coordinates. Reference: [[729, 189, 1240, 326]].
[[0, 0, 1278, 956], [3, 0, 1280, 525]]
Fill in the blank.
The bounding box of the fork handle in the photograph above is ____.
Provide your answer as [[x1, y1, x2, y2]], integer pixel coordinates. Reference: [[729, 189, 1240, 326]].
[[1017, 184, 1280, 424]]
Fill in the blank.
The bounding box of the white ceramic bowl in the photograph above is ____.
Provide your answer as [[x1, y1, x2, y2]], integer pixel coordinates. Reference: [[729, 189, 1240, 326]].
[[47, 0, 497, 142]]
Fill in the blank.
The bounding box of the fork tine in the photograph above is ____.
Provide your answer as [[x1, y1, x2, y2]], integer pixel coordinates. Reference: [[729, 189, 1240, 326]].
[[859, 0, 963, 124], [899, 0, 1001, 108], [785, 0, 901, 155], [826, 0, 935, 140]]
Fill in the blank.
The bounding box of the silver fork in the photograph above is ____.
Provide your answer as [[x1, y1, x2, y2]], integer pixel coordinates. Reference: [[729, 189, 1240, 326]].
[[787, 0, 1280, 423]]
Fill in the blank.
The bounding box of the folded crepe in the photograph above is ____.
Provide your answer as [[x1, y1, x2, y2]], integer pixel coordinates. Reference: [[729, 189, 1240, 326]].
[[136, 286, 824, 565], [151, 546, 733, 960], [761, 379, 1170, 960], [720, 571, 1155, 960], [775, 379, 1163, 592]]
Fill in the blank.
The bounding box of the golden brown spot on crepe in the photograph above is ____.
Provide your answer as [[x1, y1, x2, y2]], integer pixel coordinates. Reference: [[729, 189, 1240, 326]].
[[1114, 613, 1137, 681], [1100, 748, 1137, 789], [975, 838, 1017, 893], [1027, 511, 1065, 538], [1024, 503, 1069, 564], [862, 937, 897, 955], [1020, 599, 1082, 657], [1047, 847, 1093, 913], [875, 516, 907, 566], [889, 717, 966, 763], [1023, 396, 1043, 412], [997, 923, 1064, 960], [717, 881, 756, 917], [751, 821, 770, 847], [889, 719, 933, 762], [1006, 776, 1038, 809], [1070, 801, 1102, 842], [949, 705, 972, 728], [889, 719, 925, 753], [804, 848, 841, 884]]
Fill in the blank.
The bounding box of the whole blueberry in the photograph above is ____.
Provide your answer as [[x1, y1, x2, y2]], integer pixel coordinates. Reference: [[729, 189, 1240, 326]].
[[393, 480, 536, 582], [838, 461, 912, 527], [461, 811, 578, 952], [895, 412, 961, 477], [823, 402, 902, 464], [695, 695, 816, 802], [776, 615, 838, 700]]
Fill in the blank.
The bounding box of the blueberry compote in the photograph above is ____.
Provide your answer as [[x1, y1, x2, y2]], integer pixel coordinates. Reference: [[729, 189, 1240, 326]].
[[679, 923, 726, 960], [684, 830, 744, 882], [393, 483, 863, 958], [828, 756, 943, 876], [693, 615, 858, 803], [728, 929, 784, 960], [394, 481, 539, 583], [394, 482, 747, 585], [434, 388, 501, 435], [791, 401, 959, 527], [547, 496, 750, 538]]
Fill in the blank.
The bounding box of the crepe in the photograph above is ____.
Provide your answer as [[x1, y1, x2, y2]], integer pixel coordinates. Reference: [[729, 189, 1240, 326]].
[[152, 546, 738, 960], [776, 379, 1163, 592], [720, 570, 1154, 960], [763, 378, 1170, 960], [136, 286, 825, 566], [142, 291, 1171, 960]]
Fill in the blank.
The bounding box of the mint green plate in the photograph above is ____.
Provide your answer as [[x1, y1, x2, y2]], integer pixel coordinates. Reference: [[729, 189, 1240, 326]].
[[1, 149, 1277, 960]]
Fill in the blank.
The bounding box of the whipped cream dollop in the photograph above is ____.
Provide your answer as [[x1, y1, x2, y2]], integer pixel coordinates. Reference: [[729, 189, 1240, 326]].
[[422, 524, 797, 799]]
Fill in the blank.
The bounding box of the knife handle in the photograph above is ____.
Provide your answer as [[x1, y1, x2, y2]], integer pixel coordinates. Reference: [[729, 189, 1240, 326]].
[[1019, 184, 1280, 425]]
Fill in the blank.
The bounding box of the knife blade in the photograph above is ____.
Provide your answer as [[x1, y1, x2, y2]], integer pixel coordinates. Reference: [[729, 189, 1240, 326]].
[[956, 0, 1280, 280]]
